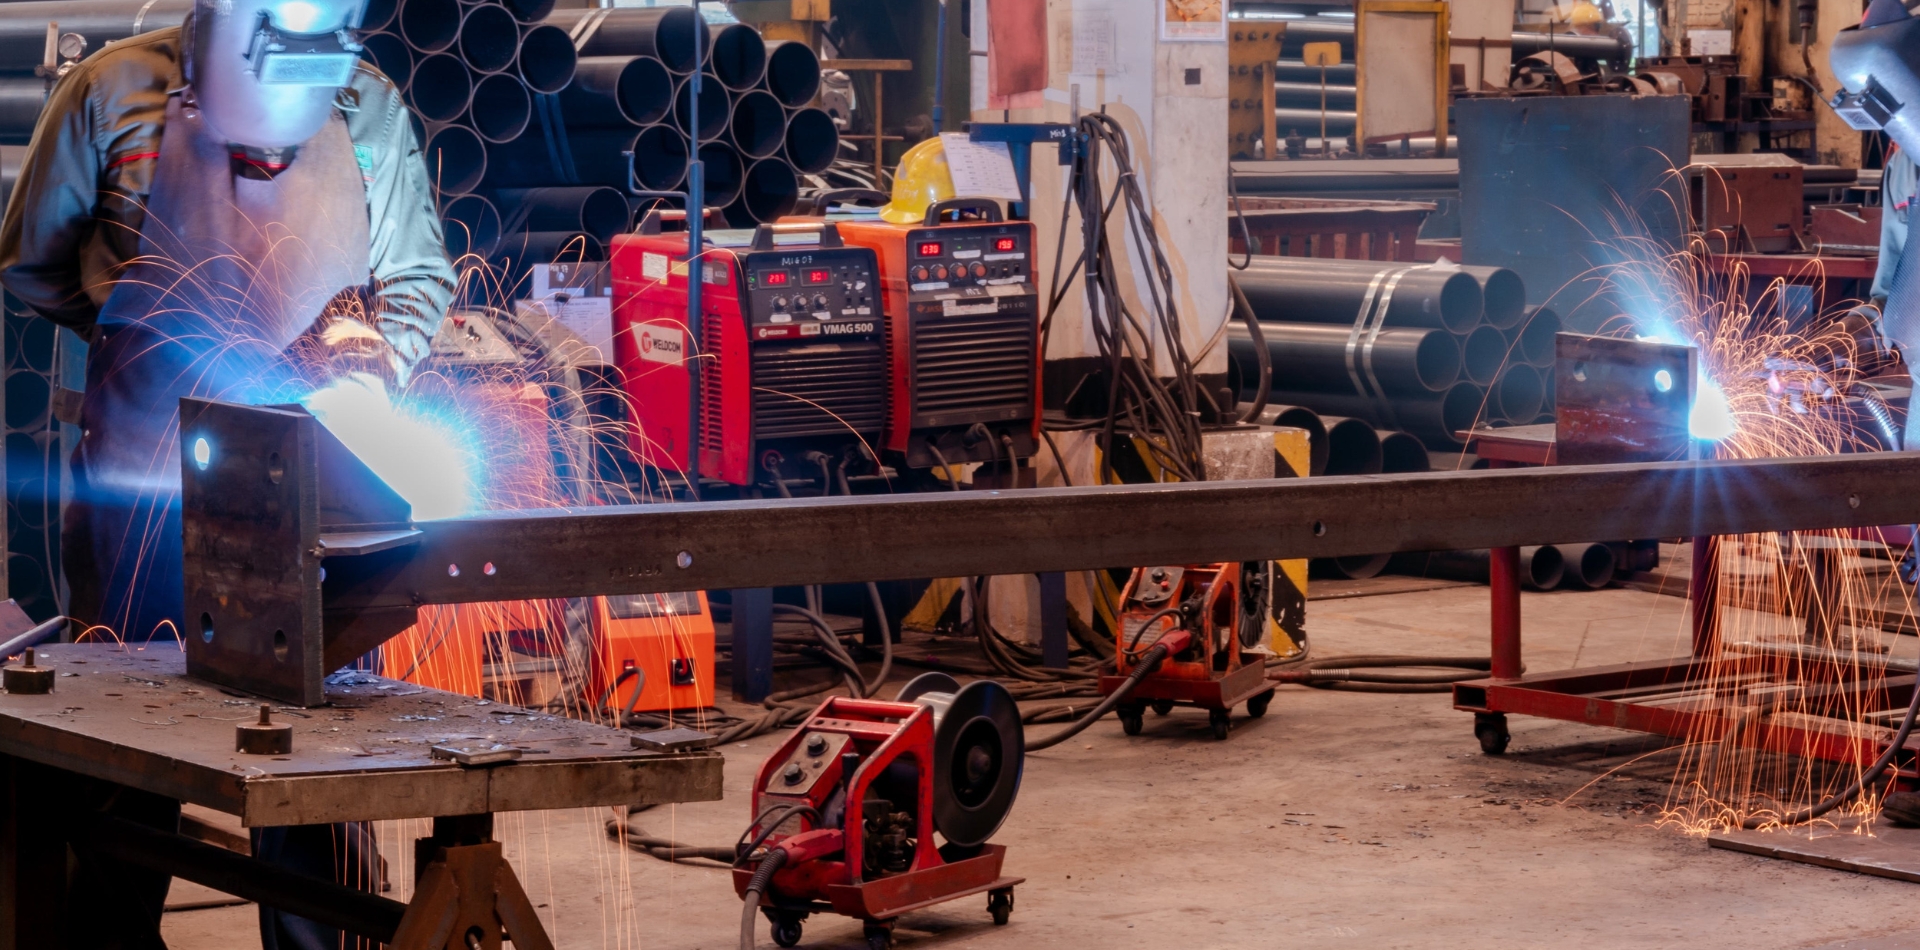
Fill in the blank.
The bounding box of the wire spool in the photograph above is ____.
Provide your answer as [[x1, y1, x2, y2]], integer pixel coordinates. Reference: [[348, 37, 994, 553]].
[[763, 40, 822, 108], [784, 107, 840, 175], [673, 73, 730, 142], [697, 142, 747, 207], [1376, 430, 1430, 473], [359, 32, 415, 90], [895, 674, 1024, 849], [1459, 325, 1507, 386], [1319, 415, 1381, 476], [563, 56, 675, 127], [543, 7, 710, 72], [495, 186, 631, 244], [1255, 404, 1328, 475], [1455, 264, 1527, 330], [630, 124, 691, 191], [707, 22, 768, 92], [1513, 305, 1559, 367], [441, 193, 501, 258], [407, 53, 473, 122], [725, 158, 800, 226], [1234, 256, 1483, 334], [399, 0, 461, 53], [1227, 321, 1459, 396], [1558, 542, 1617, 590], [1492, 364, 1543, 424], [518, 24, 578, 95], [730, 90, 788, 159], [458, 2, 521, 74], [469, 73, 533, 143], [424, 122, 487, 195]]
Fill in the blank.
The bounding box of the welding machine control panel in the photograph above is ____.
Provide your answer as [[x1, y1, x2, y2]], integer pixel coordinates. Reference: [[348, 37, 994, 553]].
[[741, 248, 879, 341], [905, 225, 1030, 291]]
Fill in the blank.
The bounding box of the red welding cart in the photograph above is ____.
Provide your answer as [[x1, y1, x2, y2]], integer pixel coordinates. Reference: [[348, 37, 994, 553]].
[[1100, 562, 1277, 740], [610, 212, 886, 487]]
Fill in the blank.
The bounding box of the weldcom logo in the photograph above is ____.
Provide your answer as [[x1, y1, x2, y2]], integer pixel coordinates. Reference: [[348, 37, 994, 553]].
[[636, 324, 685, 365]]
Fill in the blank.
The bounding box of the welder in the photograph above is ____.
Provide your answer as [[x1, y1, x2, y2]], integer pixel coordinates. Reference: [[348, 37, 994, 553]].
[[0, 0, 452, 945]]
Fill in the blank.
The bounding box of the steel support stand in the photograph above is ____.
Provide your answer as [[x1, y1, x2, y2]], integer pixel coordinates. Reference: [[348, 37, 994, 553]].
[[1488, 545, 1523, 680], [0, 756, 64, 950], [730, 587, 774, 702], [1690, 534, 1721, 658], [1038, 572, 1069, 670]]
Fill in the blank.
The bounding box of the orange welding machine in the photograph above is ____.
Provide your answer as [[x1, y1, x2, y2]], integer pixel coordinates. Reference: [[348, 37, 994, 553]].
[[1102, 562, 1277, 740], [734, 673, 1024, 950]]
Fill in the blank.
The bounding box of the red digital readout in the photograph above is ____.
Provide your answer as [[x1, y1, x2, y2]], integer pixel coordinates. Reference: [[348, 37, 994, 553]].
[[916, 241, 943, 257], [763, 271, 789, 286], [994, 237, 1017, 252], [805, 268, 832, 285]]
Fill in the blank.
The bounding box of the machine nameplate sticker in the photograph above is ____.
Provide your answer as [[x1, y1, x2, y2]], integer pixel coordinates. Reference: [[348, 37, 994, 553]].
[[642, 252, 669, 280], [942, 299, 999, 316], [635, 324, 685, 365]]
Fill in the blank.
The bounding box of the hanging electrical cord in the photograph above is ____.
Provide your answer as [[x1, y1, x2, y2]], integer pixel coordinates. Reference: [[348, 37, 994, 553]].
[[1739, 671, 1920, 829], [1229, 273, 1271, 424], [1267, 654, 1491, 693]]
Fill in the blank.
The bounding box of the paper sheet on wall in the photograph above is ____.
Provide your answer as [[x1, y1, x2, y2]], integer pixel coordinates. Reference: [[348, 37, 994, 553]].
[[939, 132, 1024, 202], [1072, 10, 1121, 73]]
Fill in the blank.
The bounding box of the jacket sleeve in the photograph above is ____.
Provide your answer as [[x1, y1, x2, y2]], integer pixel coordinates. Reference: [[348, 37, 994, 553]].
[[1873, 151, 1912, 306], [0, 68, 103, 332], [362, 78, 453, 378]]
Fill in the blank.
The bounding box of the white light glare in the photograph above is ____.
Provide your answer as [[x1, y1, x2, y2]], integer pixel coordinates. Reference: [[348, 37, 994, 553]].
[[300, 373, 477, 521], [1690, 375, 1734, 442], [275, 0, 325, 33]]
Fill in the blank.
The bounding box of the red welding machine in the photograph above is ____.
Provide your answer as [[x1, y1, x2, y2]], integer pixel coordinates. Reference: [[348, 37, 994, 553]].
[[612, 212, 886, 487], [1102, 562, 1277, 740], [734, 674, 1024, 949]]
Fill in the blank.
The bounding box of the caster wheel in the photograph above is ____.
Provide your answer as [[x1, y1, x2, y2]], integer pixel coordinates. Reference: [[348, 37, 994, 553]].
[[1209, 709, 1231, 740], [771, 917, 803, 948], [1120, 705, 1145, 736], [1246, 689, 1273, 719], [864, 922, 894, 950], [1151, 700, 1174, 716], [988, 887, 1014, 925], [1474, 712, 1510, 755]]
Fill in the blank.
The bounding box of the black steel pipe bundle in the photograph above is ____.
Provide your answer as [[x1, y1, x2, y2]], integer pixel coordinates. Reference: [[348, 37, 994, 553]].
[[631, 124, 691, 191], [726, 158, 798, 227], [1256, 404, 1328, 475], [1459, 325, 1507, 385], [360, 32, 414, 89], [1395, 546, 1565, 591], [1273, 81, 1355, 109], [1275, 60, 1355, 84], [424, 122, 487, 194], [562, 56, 675, 127], [1264, 381, 1486, 449], [362, 0, 400, 32], [517, 24, 577, 94], [699, 142, 747, 207], [0, 77, 46, 145], [1235, 256, 1483, 334], [1320, 415, 1382, 476], [441, 193, 501, 258], [1492, 363, 1543, 423], [763, 41, 822, 108], [409, 53, 473, 122], [1313, 553, 1392, 580], [496, 186, 631, 244], [1558, 542, 1618, 590], [400, 0, 462, 53], [785, 107, 839, 175], [458, 3, 521, 74], [708, 22, 767, 92], [1228, 320, 1460, 396], [731, 89, 787, 159], [543, 7, 709, 70], [1457, 265, 1526, 330], [500, 0, 556, 24], [1276, 107, 1355, 133], [674, 72, 730, 141], [469, 72, 532, 143], [1512, 305, 1559, 367], [484, 126, 642, 189], [1376, 430, 1430, 473]]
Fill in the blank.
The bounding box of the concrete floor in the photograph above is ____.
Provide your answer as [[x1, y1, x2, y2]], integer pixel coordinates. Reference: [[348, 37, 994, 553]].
[[163, 585, 1920, 949]]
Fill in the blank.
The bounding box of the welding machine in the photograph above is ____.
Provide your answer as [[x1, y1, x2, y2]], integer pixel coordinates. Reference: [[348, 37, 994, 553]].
[[734, 673, 1024, 950], [588, 590, 717, 715], [1102, 562, 1277, 740], [828, 197, 1040, 470], [611, 211, 886, 487]]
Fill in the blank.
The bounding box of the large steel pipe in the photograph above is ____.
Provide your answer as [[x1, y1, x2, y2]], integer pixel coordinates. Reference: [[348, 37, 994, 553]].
[[1396, 546, 1565, 591], [441, 193, 501, 258], [673, 73, 729, 141], [423, 122, 486, 194], [1493, 364, 1543, 424], [698, 142, 747, 207], [0, 77, 48, 143], [630, 123, 690, 191], [518, 23, 578, 94], [763, 40, 822, 108], [725, 157, 799, 225], [1313, 553, 1391, 580], [1320, 415, 1382, 476], [543, 7, 709, 72], [1255, 404, 1328, 475], [1275, 107, 1355, 132], [708, 22, 767, 91], [359, 32, 414, 89], [1460, 325, 1508, 386], [406, 53, 472, 122], [468, 72, 532, 143], [562, 56, 674, 126], [1558, 541, 1618, 590], [362, 0, 400, 32], [784, 107, 839, 174], [496, 186, 631, 244], [1265, 380, 1487, 449], [458, 2, 521, 74], [500, 0, 556, 24], [730, 89, 787, 159], [1227, 320, 1460, 396], [1512, 306, 1559, 367], [1377, 430, 1430, 473], [1273, 81, 1355, 109], [484, 126, 640, 188], [1457, 264, 1526, 330], [1234, 256, 1484, 334], [399, 0, 461, 52], [1275, 60, 1355, 83], [0, 0, 192, 65], [490, 231, 606, 281]]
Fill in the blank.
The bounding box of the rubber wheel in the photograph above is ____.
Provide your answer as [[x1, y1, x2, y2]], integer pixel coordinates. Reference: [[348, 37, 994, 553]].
[[988, 887, 1014, 925], [864, 923, 893, 950], [1246, 689, 1273, 719], [771, 916, 803, 948], [1120, 706, 1144, 736], [1209, 708, 1231, 740], [1474, 712, 1511, 755], [1150, 700, 1174, 716]]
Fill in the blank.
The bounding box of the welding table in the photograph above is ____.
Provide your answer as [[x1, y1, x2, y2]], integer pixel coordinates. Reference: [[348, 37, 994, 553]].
[[0, 643, 722, 949]]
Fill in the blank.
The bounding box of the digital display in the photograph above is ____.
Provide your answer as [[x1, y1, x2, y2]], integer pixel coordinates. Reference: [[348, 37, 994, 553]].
[[916, 241, 944, 258], [804, 268, 832, 285], [762, 271, 789, 286], [994, 237, 1018, 252]]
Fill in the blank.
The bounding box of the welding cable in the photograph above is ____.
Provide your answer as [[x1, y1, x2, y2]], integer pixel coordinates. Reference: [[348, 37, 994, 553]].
[[1230, 272, 1272, 424], [769, 604, 866, 696], [1268, 654, 1491, 693], [1848, 382, 1903, 450], [1026, 640, 1176, 751], [590, 666, 644, 724], [738, 847, 790, 950], [1743, 671, 1920, 829]]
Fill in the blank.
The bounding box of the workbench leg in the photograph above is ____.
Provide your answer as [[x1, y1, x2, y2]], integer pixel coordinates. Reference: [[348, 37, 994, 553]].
[[1690, 535, 1722, 659], [1038, 572, 1069, 670], [730, 588, 774, 703], [0, 756, 65, 950], [1489, 545, 1522, 680], [1803, 536, 1843, 646]]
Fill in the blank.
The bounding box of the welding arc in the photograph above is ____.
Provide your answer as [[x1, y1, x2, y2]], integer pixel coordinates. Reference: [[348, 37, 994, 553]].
[[762, 40, 823, 108], [562, 56, 676, 126], [1268, 654, 1492, 692], [544, 7, 710, 72]]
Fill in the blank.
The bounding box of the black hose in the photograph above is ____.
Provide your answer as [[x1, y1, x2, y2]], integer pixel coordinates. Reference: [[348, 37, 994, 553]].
[[1027, 641, 1172, 751], [1849, 382, 1903, 450], [1742, 674, 1920, 829], [770, 604, 866, 695], [1229, 273, 1271, 424], [739, 847, 790, 950], [1268, 654, 1491, 693]]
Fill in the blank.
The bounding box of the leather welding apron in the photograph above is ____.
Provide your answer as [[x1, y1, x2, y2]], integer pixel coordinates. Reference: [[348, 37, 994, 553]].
[[68, 93, 369, 642]]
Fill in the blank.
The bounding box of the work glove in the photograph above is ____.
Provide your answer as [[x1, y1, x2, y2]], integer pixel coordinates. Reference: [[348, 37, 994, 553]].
[[284, 289, 407, 392]]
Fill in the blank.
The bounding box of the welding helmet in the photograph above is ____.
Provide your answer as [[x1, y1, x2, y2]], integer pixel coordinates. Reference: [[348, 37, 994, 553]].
[[1830, 0, 1920, 157], [189, 0, 368, 149], [879, 137, 956, 225]]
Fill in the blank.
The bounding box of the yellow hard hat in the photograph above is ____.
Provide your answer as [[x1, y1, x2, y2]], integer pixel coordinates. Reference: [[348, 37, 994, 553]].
[[880, 137, 955, 225], [1569, 0, 1605, 26]]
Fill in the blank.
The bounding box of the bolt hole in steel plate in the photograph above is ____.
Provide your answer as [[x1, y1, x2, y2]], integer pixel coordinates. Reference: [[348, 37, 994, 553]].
[[200, 612, 214, 644], [677, 551, 693, 568], [273, 630, 288, 663], [448, 563, 461, 577], [193, 436, 211, 470], [268, 451, 284, 484], [1311, 520, 1327, 537]]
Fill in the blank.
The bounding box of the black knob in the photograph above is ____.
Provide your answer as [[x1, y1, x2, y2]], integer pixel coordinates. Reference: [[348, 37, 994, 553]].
[[782, 763, 805, 785], [772, 296, 788, 310], [813, 294, 829, 309]]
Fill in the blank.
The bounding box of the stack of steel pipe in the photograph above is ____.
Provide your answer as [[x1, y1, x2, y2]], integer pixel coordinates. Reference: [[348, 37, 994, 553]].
[[1388, 539, 1641, 592], [1230, 256, 1545, 450]]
